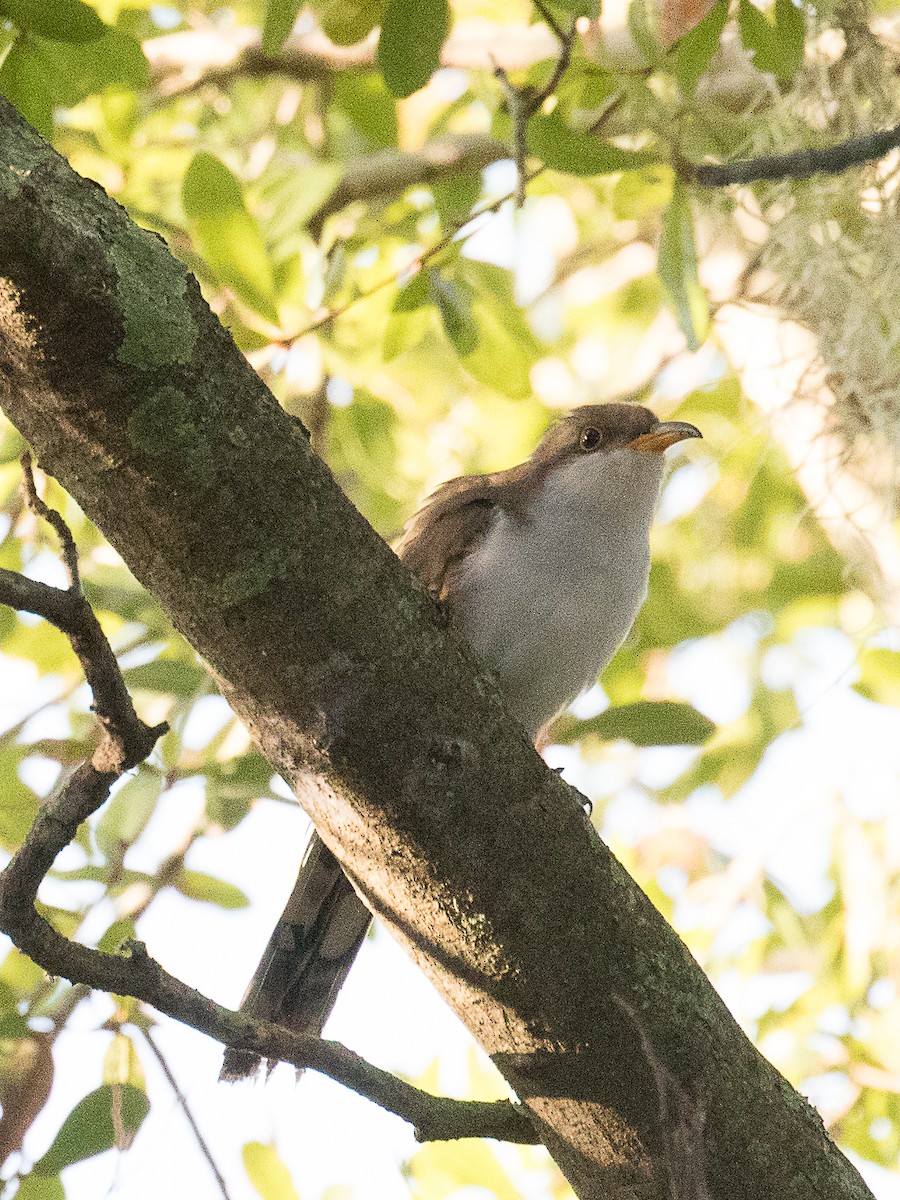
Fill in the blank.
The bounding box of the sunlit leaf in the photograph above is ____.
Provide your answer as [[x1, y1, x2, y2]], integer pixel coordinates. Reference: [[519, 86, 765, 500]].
[[658, 182, 709, 350], [243, 1141, 302, 1200], [103, 1034, 146, 1089], [428, 263, 538, 398], [310, 0, 385, 46], [183, 153, 279, 325], [175, 869, 249, 909], [13, 1176, 64, 1200], [737, 0, 804, 81], [334, 71, 397, 148], [409, 1140, 521, 1200], [527, 109, 655, 176], [384, 272, 433, 361], [554, 701, 715, 746], [853, 648, 900, 706]]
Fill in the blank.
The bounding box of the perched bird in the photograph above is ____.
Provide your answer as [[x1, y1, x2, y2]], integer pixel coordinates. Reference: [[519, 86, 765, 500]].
[[220, 402, 701, 1081]]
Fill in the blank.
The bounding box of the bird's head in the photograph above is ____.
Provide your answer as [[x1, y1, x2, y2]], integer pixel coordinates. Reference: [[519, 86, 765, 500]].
[[518, 402, 702, 523]]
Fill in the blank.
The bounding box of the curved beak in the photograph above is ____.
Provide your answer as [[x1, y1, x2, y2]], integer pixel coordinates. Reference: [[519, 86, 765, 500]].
[[628, 420, 702, 454]]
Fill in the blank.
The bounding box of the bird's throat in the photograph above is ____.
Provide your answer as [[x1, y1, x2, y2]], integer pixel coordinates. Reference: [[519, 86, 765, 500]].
[[454, 449, 665, 738]]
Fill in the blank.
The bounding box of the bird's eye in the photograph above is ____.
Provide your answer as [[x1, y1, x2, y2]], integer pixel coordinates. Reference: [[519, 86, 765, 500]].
[[579, 427, 602, 452]]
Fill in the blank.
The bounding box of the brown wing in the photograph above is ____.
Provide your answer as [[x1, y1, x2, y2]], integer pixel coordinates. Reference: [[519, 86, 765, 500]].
[[395, 473, 498, 607]]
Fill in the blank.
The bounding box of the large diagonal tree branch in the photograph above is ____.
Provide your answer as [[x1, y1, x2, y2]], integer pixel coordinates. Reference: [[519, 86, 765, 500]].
[[0, 99, 873, 1200]]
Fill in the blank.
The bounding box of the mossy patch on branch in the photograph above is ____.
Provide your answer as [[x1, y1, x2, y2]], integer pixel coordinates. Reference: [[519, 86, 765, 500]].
[[110, 234, 197, 369], [128, 385, 213, 482]]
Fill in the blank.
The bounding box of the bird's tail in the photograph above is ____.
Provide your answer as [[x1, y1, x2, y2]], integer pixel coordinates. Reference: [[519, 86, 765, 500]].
[[220, 832, 372, 1082]]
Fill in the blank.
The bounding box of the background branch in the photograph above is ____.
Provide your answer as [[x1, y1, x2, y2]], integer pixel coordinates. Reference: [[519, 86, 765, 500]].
[[686, 119, 900, 186], [147, 23, 560, 96]]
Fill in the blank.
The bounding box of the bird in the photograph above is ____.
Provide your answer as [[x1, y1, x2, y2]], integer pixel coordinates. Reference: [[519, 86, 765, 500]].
[[220, 401, 702, 1081]]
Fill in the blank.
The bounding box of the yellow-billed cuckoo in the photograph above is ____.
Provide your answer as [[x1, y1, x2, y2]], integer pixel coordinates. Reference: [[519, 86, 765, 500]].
[[220, 402, 701, 1081]]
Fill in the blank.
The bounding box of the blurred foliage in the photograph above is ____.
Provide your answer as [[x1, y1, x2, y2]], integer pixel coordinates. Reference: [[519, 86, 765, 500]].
[[0, 0, 899, 1197]]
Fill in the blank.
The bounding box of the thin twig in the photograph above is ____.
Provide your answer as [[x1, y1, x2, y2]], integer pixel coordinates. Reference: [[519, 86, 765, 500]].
[[492, 60, 529, 208], [20, 454, 80, 592], [527, 0, 576, 117], [492, 4, 576, 207], [142, 1029, 234, 1200]]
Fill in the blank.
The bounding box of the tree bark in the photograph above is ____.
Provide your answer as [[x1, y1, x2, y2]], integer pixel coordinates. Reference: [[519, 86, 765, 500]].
[[0, 99, 873, 1200]]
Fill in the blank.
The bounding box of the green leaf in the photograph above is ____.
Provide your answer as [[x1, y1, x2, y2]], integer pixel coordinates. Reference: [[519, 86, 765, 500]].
[[13, 1177, 65, 1200], [310, 0, 385, 46], [658, 182, 709, 350], [455, 261, 537, 398], [96, 918, 137, 955], [0, 746, 39, 851], [428, 270, 478, 355], [554, 700, 716, 746], [383, 272, 432, 360], [673, 0, 729, 95], [41, 29, 148, 97], [527, 109, 656, 177], [853, 648, 900, 706], [33, 1085, 149, 1173], [377, 0, 448, 99], [243, 1142, 302, 1200], [737, 0, 804, 81], [334, 71, 397, 148], [261, 0, 302, 55], [95, 772, 161, 860], [0, 28, 147, 134], [175, 869, 249, 909], [124, 657, 205, 695], [0, 41, 54, 138], [182, 153, 279, 325], [0, 0, 104, 43], [426, 264, 538, 397]]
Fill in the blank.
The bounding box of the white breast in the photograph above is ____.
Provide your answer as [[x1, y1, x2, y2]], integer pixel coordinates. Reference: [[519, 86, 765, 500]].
[[455, 448, 665, 738]]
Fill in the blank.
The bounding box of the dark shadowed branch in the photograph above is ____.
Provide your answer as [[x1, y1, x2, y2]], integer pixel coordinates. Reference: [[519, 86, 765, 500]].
[[683, 120, 900, 187]]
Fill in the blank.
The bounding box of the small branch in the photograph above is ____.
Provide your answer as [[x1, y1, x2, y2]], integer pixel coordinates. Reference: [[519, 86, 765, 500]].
[[0, 467, 537, 1147], [142, 1030, 234, 1200], [6, 465, 166, 773], [0, 858, 536, 1142], [492, 5, 576, 207], [683, 119, 900, 187], [309, 133, 509, 233], [528, 0, 575, 116], [20, 453, 80, 590]]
